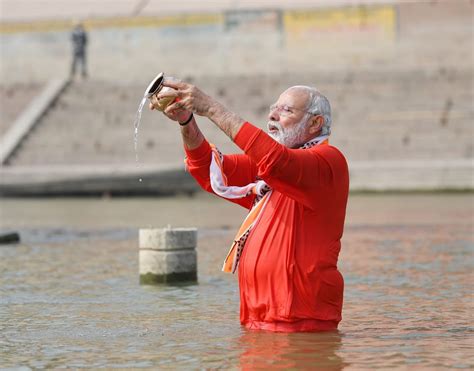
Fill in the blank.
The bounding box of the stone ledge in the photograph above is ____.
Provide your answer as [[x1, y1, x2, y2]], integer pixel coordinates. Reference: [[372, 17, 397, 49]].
[[349, 159, 473, 191], [0, 160, 472, 196], [0, 165, 199, 196]]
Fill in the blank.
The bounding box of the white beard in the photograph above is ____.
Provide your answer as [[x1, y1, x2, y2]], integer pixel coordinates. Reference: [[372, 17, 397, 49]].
[[267, 116, 308, 148]]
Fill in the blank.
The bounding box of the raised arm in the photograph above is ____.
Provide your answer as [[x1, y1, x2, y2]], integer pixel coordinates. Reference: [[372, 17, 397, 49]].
[[149, 90, 204, 151], [148, 82, 256, 209], [158, 79, 245, 142]]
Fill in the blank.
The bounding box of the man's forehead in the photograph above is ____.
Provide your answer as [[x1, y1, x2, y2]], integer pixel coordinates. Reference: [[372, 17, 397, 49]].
[[278, 88, 310, 106]]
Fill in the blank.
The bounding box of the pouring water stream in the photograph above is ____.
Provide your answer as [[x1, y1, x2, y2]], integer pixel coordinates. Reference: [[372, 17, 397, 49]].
[[133, 73, 167, 183], [133, 94, 148, 182]]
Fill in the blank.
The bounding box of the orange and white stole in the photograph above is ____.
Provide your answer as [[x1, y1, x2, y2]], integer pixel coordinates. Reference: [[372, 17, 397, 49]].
[[210, 134, 329, 273]]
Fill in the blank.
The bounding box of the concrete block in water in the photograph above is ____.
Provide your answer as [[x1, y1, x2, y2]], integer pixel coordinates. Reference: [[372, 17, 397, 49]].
[[139, 227, 197, 284]]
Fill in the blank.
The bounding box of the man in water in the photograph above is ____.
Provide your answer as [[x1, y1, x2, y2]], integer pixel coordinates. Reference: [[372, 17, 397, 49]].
[[149, 79, 349, 332], [70, 22, 88, 79]]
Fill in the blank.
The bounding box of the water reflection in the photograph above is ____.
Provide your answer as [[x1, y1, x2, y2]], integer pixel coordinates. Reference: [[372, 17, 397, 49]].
[[236, 330, 348, 369]]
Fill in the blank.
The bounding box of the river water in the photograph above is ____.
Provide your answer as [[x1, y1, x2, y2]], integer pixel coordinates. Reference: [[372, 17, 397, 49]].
[[0, 194, 472, 369]]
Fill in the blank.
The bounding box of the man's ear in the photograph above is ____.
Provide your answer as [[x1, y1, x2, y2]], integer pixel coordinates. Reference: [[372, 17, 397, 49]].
[[308, 115, 324, 135]]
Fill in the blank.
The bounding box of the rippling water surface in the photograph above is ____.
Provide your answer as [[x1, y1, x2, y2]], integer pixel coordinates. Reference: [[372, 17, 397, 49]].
[[0, 194, 472, 369]]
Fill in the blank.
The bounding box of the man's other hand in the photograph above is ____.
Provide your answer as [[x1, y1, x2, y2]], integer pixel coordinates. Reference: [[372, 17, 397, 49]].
[[159, 78, 214, 117], [149, 93, 191, 123]]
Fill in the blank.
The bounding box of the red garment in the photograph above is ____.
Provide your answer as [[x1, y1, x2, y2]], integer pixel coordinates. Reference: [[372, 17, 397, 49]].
[[185, 122, 349, 332]]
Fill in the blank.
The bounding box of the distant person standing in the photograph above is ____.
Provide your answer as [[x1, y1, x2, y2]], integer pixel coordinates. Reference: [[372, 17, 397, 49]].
[[70, 23, 88, 79]]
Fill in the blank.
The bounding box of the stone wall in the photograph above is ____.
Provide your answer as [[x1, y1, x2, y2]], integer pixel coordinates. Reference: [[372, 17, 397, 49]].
[[1, 2, 471, 83]]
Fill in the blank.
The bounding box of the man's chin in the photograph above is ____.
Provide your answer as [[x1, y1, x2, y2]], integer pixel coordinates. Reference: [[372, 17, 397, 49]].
[[268, 132, 282, 144]]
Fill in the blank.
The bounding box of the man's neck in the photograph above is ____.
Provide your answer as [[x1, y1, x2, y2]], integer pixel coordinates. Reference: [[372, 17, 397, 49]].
[[293, 131, 324, 148]]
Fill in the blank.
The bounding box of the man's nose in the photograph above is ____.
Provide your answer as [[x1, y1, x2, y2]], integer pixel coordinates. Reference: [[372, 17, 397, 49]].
[[269, 109, 279, 121]]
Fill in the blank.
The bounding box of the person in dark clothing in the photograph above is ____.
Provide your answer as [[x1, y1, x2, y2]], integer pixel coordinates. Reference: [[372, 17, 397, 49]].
[[70, 23, 88, 78]]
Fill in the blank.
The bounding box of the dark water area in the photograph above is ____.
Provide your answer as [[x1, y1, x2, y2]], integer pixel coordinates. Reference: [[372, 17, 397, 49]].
[[0, 194, 473, 369]]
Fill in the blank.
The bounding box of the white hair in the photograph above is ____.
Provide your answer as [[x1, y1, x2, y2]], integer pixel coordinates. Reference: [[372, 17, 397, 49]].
[[291, 85, 332, 136]]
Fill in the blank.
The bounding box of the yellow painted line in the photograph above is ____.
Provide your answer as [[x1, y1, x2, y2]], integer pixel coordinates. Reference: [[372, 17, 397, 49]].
[[284, 5, 396, 38], [0, 13, 223, 34], [1, 6, 395, 35]]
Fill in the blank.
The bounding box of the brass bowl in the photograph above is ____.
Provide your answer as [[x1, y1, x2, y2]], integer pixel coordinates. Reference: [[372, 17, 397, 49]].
[[145, 73, 177, 111]]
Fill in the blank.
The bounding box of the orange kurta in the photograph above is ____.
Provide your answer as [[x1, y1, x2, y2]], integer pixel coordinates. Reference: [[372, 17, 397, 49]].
[[185, 122, 349, 332]]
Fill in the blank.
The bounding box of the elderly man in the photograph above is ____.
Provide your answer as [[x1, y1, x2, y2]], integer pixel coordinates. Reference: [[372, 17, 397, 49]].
[[150, 79, 349, 332]]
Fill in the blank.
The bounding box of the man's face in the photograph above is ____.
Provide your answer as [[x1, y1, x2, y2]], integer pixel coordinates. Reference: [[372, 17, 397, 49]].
[[267, 88, 311, 148]]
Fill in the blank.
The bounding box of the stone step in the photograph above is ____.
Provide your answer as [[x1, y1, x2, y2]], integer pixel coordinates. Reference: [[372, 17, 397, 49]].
[[5, 65, 472, 167]]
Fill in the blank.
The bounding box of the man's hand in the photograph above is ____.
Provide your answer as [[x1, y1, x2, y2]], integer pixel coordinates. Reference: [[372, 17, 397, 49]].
[[158, 79, 215, 117], [149, 90, 191, 123], [156, 77, 245, 141]]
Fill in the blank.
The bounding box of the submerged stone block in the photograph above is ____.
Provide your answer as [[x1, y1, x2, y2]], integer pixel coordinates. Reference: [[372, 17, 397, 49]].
[[139, 227, 197, 284]]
